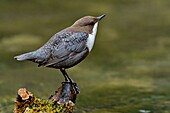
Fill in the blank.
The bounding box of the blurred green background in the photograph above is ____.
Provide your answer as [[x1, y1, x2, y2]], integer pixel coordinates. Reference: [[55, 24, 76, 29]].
[[0, 0, 170, 113]]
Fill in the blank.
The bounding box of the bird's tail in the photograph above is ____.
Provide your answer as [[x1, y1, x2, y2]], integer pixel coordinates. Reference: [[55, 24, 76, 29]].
[[14, 52, 35, 61]]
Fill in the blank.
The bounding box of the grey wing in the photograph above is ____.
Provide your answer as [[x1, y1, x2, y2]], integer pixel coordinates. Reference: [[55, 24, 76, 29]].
[[44, 32, 89, 67]]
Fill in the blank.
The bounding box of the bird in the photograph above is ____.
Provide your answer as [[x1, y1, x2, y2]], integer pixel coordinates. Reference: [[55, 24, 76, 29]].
[[14, 14, 105, 93]]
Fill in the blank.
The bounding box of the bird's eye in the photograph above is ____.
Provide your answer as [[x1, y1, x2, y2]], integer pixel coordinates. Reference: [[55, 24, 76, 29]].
[[89, 21, 95, 25]]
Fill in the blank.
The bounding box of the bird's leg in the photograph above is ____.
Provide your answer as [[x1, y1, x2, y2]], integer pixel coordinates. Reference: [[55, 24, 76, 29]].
[[64, 70, 80, 94], [60, 68, 80, 94], [62, 69, 74, 83], [60, 68, 69, 82]]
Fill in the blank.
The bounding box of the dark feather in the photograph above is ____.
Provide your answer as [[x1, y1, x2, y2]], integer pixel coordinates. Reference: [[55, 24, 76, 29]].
[[39, 31, 89, 68]]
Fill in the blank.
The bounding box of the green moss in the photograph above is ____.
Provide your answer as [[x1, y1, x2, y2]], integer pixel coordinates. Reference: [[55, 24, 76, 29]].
[[18, 97, 74, 113]]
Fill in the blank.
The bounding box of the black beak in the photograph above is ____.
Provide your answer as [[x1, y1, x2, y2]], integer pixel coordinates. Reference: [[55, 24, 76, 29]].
[[97, 14, 106, 21]]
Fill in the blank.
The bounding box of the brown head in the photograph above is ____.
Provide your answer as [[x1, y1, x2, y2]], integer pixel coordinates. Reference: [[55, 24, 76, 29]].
[[69, 15, 105, 34]]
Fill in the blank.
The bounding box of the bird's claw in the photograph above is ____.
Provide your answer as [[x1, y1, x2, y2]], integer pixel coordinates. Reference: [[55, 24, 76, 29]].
[[72, 82, 80, 94]]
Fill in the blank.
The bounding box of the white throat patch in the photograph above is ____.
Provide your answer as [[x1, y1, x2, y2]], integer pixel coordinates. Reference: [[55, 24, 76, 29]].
[[86, 22, 98, 52]]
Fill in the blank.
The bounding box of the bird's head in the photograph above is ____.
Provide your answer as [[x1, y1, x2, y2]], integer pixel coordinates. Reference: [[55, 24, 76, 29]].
[[72, 14, 105, 27], [71, 14, 105, 34]]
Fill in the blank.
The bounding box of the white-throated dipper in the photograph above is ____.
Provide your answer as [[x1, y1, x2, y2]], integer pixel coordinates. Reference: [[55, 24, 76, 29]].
[[14, 14, 105, 93]]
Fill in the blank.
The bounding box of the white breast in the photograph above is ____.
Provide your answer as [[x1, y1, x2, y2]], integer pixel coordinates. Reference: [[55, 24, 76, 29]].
[[86, 22, 98, 52]]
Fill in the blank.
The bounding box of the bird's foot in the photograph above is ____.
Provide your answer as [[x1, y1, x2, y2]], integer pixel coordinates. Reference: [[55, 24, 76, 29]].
[[71, 82, 80, 94]]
